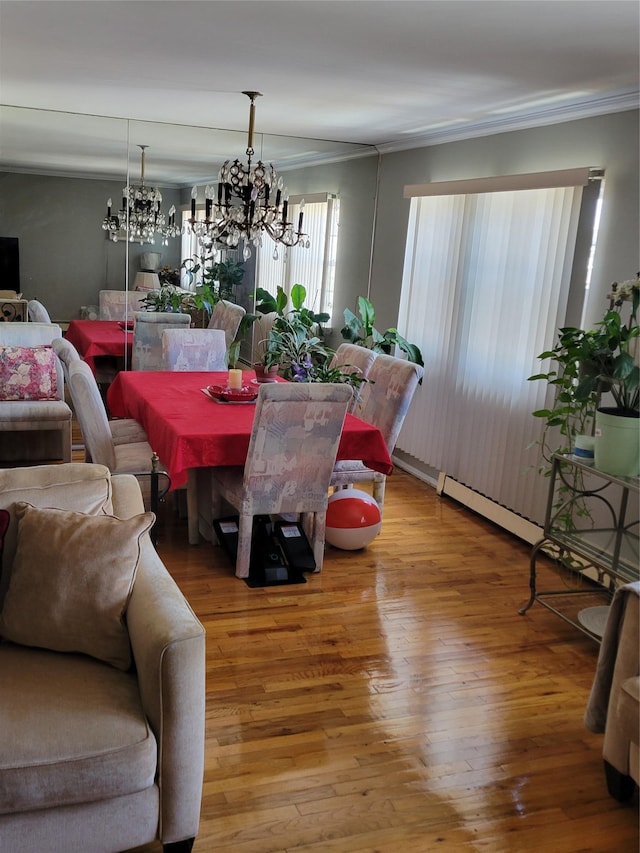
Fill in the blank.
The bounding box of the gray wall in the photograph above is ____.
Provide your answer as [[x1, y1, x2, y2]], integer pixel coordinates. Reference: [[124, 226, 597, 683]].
[[0, 172, 182, 322]]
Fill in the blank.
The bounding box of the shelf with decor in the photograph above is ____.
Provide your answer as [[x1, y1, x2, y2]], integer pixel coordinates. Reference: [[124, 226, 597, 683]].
[[519, 452, 639, 641]]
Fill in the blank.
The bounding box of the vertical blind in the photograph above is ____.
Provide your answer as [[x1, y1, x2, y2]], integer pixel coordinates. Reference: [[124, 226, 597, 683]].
[[255, 195, 339, 318], [397, 170, 591, 524]]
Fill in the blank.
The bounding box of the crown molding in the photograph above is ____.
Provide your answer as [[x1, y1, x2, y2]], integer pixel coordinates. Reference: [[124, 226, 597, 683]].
[[375, 91, 640, 155]]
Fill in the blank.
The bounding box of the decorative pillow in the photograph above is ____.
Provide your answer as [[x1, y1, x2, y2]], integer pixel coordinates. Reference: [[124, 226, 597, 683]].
[[0, 503, 154, 670], [0, 344, 58, 401]]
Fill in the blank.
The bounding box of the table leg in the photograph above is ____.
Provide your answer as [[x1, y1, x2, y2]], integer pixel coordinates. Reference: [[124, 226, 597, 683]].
[[187, 469, 200, 545]]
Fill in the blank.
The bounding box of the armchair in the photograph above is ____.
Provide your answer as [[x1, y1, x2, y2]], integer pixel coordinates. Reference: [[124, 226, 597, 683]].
[[0, 322, 72, 464], [585, 581, 640, 801], [0, 463, 205, 852]]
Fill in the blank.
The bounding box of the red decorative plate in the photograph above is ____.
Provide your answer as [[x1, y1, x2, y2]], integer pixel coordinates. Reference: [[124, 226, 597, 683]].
[[206, 384, 259, 403]]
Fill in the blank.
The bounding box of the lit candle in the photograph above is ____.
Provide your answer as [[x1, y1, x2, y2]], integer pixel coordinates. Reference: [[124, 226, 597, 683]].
[[228, 368, 243, 390]]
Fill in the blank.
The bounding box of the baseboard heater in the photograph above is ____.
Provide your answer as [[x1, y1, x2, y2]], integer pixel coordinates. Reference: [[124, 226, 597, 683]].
[[435, 473, 542, 545]]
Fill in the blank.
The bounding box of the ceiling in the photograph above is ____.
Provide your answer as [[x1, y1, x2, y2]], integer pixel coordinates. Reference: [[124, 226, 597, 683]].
[[0, 0, 638, 184]]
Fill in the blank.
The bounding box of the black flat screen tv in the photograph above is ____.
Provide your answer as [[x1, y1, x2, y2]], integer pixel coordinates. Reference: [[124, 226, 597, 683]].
[[0, 237, 20, 292]]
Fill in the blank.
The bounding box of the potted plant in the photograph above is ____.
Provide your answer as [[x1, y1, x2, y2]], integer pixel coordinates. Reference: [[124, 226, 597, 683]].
[[253, 283, 330, 381], [139, 284, 185, 314], [587, 276, 639, 475], [530, 275, 639, 477], [341, 295, 424, 368], [253, 284, 366, 392]]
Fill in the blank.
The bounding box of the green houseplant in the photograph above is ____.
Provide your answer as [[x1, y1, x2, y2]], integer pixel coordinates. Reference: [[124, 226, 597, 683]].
[[253, 284, 366, 391], [341, 295, 424, 368], [530, 275, 639, 476]]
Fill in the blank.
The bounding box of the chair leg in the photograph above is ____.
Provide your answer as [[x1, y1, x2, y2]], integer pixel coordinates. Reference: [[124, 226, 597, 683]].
[[604, 759, 637, 802], [311, 510, 326, 572], [163, 839, 195, 853], [235, 513, 253, 578], [373, 475, 386, 511]]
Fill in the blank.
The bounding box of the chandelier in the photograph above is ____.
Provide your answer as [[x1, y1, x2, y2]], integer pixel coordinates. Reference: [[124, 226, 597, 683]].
[[186, 91, 309, 260], [102, 145, 180, 245]]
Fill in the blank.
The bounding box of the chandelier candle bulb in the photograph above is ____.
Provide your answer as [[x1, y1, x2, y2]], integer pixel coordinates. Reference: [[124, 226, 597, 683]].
[[228, 369, 243, 391]]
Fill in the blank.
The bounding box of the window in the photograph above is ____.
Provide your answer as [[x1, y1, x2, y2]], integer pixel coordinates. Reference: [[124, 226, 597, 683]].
[[396, 168, 602, 525], [255, 193, 339, 319]]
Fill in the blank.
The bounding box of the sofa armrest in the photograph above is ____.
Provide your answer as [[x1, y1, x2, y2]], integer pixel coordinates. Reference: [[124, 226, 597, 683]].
[[112, 475, 206, 844]]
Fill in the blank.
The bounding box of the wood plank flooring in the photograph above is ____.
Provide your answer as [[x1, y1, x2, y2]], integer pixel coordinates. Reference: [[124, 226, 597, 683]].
[[129, 468, 638, 853]]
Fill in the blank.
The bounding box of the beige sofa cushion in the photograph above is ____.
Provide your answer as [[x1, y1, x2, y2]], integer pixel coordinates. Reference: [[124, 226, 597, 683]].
[[0, 644, 157, 814], [0, 463, 113, 609], [0, 504, 154, 670]]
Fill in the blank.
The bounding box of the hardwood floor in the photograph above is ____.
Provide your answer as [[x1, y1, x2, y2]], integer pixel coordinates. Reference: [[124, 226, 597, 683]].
[[128, 468, 637, 853]]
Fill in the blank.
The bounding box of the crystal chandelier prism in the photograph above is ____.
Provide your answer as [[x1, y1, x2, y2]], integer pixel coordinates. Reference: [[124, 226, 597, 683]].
[[186, 92, 309, 260], [102, 145, 179, 245]]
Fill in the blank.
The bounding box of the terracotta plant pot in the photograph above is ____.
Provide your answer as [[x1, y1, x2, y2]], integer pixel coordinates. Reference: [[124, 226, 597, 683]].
[[253, 363, 279, 383]]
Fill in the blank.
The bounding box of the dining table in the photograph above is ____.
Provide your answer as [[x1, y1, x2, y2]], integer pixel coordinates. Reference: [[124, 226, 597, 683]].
[[65, 319, 133, 374], [107, 369, 394, 544]]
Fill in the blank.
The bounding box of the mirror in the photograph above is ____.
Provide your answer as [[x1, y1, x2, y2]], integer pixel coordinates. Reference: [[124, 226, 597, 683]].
[[0, 105, 379, 362]]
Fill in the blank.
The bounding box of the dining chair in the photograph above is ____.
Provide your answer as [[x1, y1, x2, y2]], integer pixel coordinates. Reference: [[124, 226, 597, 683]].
[[27, 299, 51, 323], [207, 300, 246, 350], [209, 382, 353, 578], [162, 328, 227, 372], [52, 337, 148, 452], [329, 342, 378, 411], [330, 352, 424, 513], [132, 311, 191, 371], [99, 290, 147, 321], [66, 359, 169, 514]]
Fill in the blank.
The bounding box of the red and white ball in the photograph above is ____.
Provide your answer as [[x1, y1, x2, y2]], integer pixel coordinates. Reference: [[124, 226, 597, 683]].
[[325, 488, 382, 550]]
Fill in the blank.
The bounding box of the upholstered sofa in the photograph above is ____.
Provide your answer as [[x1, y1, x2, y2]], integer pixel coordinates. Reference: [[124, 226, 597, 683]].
[[0, 463, 206, 852], [585, 581, 640, 802], [0, 322, 72, 464]]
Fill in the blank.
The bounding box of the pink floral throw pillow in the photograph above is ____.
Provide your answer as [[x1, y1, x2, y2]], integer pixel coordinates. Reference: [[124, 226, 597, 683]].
[[0, 345, 58, 401]]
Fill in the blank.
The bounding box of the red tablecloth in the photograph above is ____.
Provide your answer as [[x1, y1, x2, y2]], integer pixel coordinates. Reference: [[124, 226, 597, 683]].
[[107, 370, 393, 489], [66, 320, 132, 373]]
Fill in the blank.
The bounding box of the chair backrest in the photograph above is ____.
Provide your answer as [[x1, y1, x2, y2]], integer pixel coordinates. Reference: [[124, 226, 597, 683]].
[[243, 382, 353, 514], [329, 343, 378, 411], [132, 311, 191, 371], [161, 327, 227, 371], [355, 352, 424, 452], [0, 322, 65, 400], [66, 359, 116, 469], [99, 290, 147, 321], [208, 300, 246, 350], [52, 337, 81, 386], [27, 299, 51, 323]]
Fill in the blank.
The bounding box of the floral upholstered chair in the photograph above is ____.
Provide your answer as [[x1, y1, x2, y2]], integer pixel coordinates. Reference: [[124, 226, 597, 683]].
[[209, 382, 353, 578], [331, 352, 423, 513], [26, 299, 51, 323], [99, 290, 147, 322], [0, 322, 72, 464], [162, 328, 227, 372], [207, 300, 246, 350], [132, 312, 191, 371], [329, 342, 378, 412]]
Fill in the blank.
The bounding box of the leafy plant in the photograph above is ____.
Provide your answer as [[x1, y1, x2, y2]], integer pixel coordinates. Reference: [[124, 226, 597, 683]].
[[341, 295, 424, 367], [253, 284, 365, 391], [529, 275, 640, 465], [139, 285, 185, 313], [528, 325, 602, 463]]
